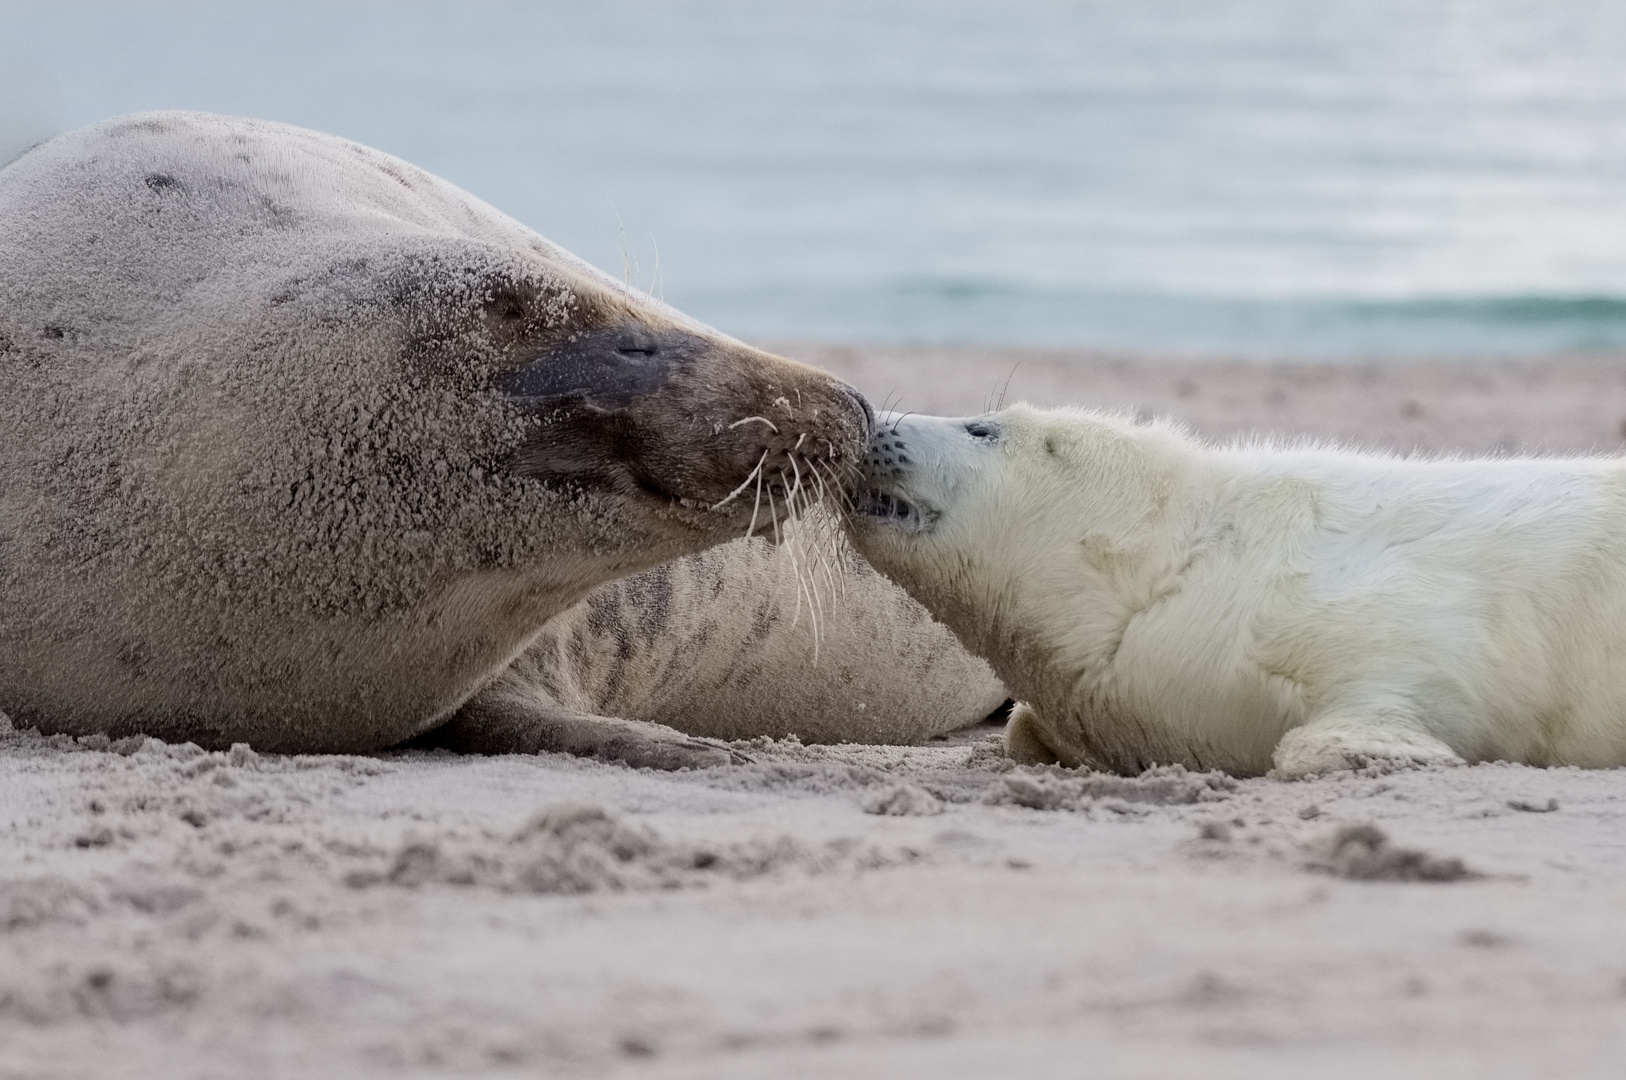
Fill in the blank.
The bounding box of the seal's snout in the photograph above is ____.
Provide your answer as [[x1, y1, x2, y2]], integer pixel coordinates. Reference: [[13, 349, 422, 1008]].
[[853, 412, 999, 535], [856, 412, 926, 530]]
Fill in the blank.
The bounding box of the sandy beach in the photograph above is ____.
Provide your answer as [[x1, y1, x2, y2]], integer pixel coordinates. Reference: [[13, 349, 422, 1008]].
[[7, 348, 1626, 1080]]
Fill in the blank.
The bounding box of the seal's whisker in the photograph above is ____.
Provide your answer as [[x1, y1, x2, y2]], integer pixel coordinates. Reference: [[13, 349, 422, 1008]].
[[729, 416, 780, 434], [805, 461, 846, 603], [816, 458, 854, 512], [787, 452, 806, 522], [712, 448, 769, 512], [745, 453, 768, 539], [990, 360, 1021, 412], [781, 466, 828, 655], [777, 469, 808, 629], [797, 482, 833, 624]]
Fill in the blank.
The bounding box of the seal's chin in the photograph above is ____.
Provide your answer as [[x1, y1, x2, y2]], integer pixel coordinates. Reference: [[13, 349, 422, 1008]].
[[633, 469, 799, 537]]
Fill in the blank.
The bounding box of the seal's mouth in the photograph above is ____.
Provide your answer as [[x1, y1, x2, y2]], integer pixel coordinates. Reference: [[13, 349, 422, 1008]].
[[639, 479, 712, 513], [855, 488, 930, 532]]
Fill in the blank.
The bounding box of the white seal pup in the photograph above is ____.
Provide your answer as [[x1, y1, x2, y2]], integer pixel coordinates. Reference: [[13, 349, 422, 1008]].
[[850, 405, 1626, 777], [0, 112, 872, 765], [490, 511, 1009, 746]]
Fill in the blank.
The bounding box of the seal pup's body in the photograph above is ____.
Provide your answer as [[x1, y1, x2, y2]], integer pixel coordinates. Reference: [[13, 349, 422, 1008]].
[[0, 112, 870, 763], [851, 405, 1626, 777], [501, 517, 1008, 746]]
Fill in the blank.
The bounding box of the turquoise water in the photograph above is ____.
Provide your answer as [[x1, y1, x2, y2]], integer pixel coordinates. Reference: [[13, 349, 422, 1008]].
[[4, 0, 1626, 357]]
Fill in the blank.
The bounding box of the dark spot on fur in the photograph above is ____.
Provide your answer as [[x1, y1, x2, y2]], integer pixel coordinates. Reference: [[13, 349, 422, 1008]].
[[258, 195, 296, 228], [109, 118, 175, 137], [41, 325, 65, 340], [144, 173, 182, 192], [375, 160, 420, 190], [116, 640, 149, 677], [751, 598, 777, 639]]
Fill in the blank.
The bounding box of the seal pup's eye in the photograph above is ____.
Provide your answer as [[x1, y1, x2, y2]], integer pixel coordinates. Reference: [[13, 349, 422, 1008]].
[[965, 421, 1000, 442]]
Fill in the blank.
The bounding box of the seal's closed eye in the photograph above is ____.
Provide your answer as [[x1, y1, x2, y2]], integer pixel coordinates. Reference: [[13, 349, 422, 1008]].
[[614, 330, 659, 357], [498, 325, 686, 410]]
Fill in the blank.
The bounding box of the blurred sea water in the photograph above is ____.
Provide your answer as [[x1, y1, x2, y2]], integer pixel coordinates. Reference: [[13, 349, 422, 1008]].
[[4, 0, 1626, 358]]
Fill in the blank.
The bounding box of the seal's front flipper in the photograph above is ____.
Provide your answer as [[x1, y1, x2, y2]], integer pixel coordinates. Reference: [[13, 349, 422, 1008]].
[[424, 695, 747, 770], [1272, 712, 1464, 779]]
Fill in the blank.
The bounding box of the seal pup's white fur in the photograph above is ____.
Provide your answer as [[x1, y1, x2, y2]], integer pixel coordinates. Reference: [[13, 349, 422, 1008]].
[[850, 405, 1626, 777], [500, 513, 1008, 746]]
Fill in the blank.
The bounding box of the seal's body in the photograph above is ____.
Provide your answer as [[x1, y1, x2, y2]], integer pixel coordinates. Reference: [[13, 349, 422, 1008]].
[[851, 405, 1626, 777], [501, 519, 1008, 746], [0, 112, 869, 760]]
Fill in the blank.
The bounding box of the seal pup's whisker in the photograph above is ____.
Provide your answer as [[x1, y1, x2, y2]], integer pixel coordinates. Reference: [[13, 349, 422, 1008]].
[[711, 448, 770, 512]]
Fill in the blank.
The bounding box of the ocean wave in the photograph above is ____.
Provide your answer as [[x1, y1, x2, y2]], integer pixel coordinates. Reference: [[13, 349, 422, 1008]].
[[681, 278, 1626, 359]]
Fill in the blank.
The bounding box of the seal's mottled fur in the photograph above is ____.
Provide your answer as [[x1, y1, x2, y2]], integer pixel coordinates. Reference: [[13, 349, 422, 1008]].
[[0, 112, 871, 762]]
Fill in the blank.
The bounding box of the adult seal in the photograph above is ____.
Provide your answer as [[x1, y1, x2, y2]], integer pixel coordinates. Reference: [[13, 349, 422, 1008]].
[[852, 405, 1626, 777], [0, 112, 873, 765]]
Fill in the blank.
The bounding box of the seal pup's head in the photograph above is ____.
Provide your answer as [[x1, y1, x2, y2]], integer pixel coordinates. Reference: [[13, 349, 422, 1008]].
[[847, 406, 1190, 738]]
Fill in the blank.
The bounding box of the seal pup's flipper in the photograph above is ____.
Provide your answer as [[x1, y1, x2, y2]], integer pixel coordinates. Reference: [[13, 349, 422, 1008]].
[[1271, 712, 1465, 779], [425, 694, 748, 771], [1001, 703, 1062, 766]]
